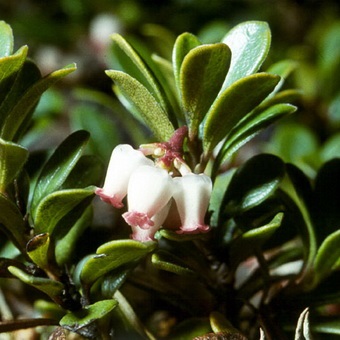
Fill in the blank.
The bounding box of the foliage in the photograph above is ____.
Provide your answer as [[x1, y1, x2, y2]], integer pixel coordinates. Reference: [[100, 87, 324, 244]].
[[0, 15, 339, 340]]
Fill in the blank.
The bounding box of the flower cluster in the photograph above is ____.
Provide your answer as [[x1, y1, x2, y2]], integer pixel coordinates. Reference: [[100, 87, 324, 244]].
[[95, 128, 212, 242]]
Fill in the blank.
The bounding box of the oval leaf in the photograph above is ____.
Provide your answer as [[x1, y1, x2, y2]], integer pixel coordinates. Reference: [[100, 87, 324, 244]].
[[60, 299, 118, 331], [26, 233, 51, 270], [221, 21, 271, 90], [0, 139, 28, 192], [31, 130, 90, 215], [0, 21, 13, 56], [106, 70, 174, 141], [180, 43, 231, 138], [203, 73, 280, 154], [33, 187, 94, 235], [80, 240, 157, 287]]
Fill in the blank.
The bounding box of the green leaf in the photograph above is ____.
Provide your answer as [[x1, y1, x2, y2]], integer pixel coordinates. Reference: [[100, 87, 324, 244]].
[[180, 43, 231, 138], [223, 154, 285, 216], [0, 193, 26, 249], [26, 233, 51, 270], [0, 139, 29, 192], [209, 311, 244, 337], [215, 103, 297, 167], [0, 21, 13, 56], [172, 32, 201, 89], [169, 318, 212, 339], [1, 63, 76, 141], [229, 213, 283, 269], [60, 299, 118, 331], [203, 73, 280, 154], [312, 319, 340, 335], [267, 59, 298, 93], [110, 33, 167, 110], [8, 266, 64, 298], [221, 21, 271, 90], [151, 250, 195, 276], [33, 187, 94, 235], [312, 229, 340, 287], [106, 70, 174, 141], [80, 240, 157, 287], [31, 130, 90, 215]]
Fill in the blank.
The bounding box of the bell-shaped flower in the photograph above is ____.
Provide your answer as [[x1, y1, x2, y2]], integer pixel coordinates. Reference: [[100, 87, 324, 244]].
[[123, 165, 173, 230], [95, 144, 153, 208], [172, 173, 212, 234], [130, 201, 171, 242]]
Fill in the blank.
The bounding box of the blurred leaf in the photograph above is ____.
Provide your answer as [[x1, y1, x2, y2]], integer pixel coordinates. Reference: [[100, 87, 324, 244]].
[[33, 187, 94, 235], [172, 32, 201, 89], [0, 139, 29, 192], [294, 308, 311, 340], [55, 207, 92, 266], [80, 240, 157, 287], [151, 250, 195, 276], [110, 33, 167, 110], [169, 318, 211, 339], [1, 63, 76, 141], [180, 43, 231, 138], [8, 266, 64, 298], [229, 213, 283, 269], [210, 311, 245, 338], [0, 21, 13, 56], [215, 103, 296, 168], [31, 130, 89, 215], [312, 319, 340, 335], [106, 70, 174, 141], [222, 154, 285, 216], [320, 133, 340, 162], [312, 229, 340, 287], [0, 258, 27, 278], [203, 73, 280, 155], [0, 193, 26, 249], [60, 299, 118, 331], [26, 233, 50, 270], [221, 21, 271, 90]]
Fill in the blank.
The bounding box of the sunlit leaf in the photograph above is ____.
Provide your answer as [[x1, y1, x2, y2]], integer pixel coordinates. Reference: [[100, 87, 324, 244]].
[[0, 21, 13, 56]]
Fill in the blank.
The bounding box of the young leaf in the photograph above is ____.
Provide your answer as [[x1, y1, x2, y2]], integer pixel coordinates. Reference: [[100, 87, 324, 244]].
[[31, 130, 90, 215], [0, 139, 29, 192], [0, 63, 76, 141], [222, 154, 285, 216], [110, 33, 167, 110], [8, 266, 64, 298], [60, 299, 118, 331], [221, 21, 271, 90], [106, 70, 175, 141], [172, 32, 201, 89], [203, 73, 280, 155], [180, 43, 231, 139], [294, 308, 311, 340], [26, 233, 51, 270], [0, 21, 13, 56], [33, 188, 94, 235], [80, 240, 157, 287]]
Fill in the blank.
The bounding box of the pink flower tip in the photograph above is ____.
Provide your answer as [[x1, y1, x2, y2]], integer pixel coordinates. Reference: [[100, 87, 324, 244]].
[[95, 187, 124, 208], [123, 211, 154, 229]]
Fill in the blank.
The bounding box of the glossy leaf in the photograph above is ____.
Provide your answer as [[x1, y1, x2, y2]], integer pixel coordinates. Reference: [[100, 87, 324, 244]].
[[106, 70, 174, 141], [180, 43, 231, 138], [210, 311, 245, 337], [33, 187, 94, 235], [223, 154, 285, 216], [151, 250, 195, 276], [0, 193, 26, 249], [203, 73, 280, 154], [60, 299, 118, 331], [215, 103, 297, 168], [172, 32, 201, 89], [31, 130, 90, 215], [26, 233, 51, 270], [110, 33, 167, 110], [229, 213, 283, 269], [0, 21, 13, 56], [8, 266, 64, 298], [294, 308, 311, 340], [1, 63, 76, 141], [312, 229, 340, 287], [0, 139, 29, 192], [80, 240, 157, 287], [221, 21, 271, 90]]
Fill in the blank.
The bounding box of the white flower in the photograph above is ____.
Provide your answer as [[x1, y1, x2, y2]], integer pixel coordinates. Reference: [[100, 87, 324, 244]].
[[95, 144, 153, 208], [123, 165, 173, 231], [172, 173, 212, 234]]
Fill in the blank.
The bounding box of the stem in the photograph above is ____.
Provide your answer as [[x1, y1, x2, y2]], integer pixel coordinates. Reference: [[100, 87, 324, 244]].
[[0, 318, 59, 333]]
